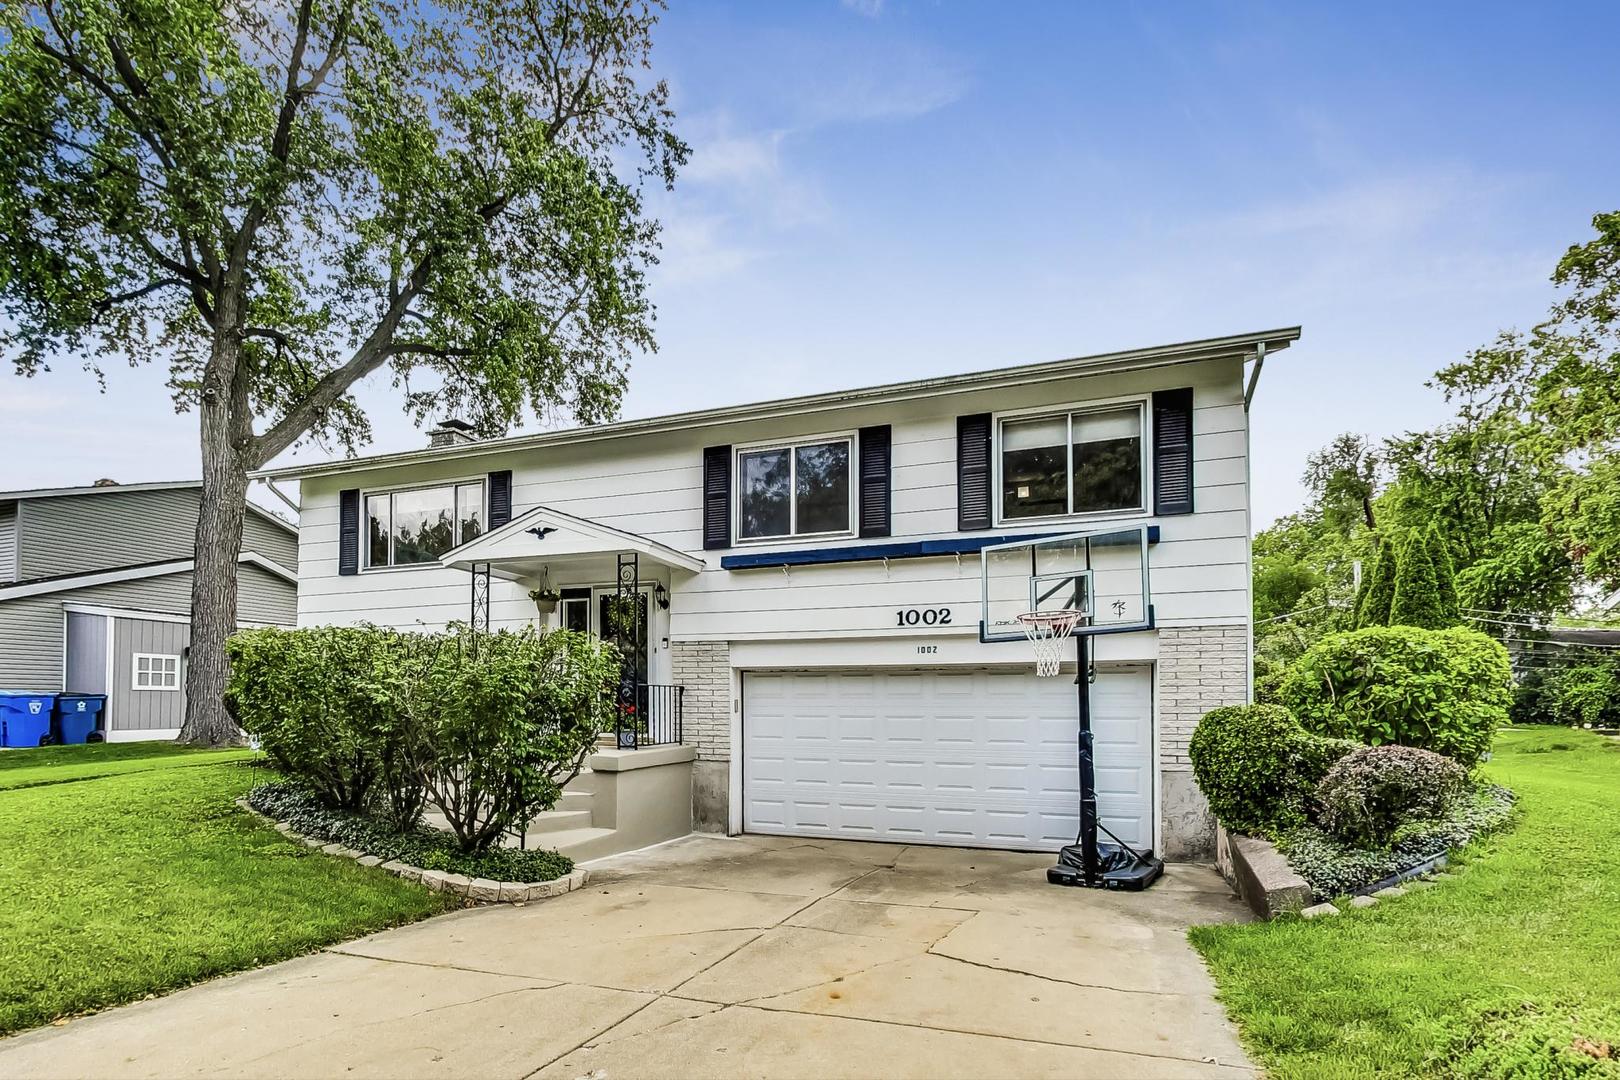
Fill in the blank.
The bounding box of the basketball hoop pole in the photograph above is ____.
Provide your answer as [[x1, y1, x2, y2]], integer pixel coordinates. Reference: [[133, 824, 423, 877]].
[[1075, 631, 1101, 884]]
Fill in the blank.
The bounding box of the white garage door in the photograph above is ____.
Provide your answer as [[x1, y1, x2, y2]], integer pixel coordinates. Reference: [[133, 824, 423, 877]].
[[742, 666, 1153, 852]]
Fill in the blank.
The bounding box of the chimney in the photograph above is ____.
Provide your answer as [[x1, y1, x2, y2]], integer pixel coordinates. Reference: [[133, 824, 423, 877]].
[[427, 419, 477, 449], [92, 478, 120, 487]]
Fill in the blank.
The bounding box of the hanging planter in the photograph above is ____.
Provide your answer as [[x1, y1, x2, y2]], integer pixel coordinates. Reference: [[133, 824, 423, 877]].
[[529, 569, 560, 617]]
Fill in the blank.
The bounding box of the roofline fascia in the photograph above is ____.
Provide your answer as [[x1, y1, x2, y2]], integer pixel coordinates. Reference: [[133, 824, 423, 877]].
[[0, 550, 295, 602], [253, 326, 1301, 483]]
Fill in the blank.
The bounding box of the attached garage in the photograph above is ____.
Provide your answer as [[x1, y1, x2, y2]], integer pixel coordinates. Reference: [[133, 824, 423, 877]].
[[742, 666, 1154, 852]]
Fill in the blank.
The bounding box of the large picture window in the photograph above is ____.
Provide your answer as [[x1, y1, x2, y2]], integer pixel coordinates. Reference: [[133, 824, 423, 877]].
[[737, 438, 852, 540], [1000, 404, 1144, 521], [365, 481, 485, 568]]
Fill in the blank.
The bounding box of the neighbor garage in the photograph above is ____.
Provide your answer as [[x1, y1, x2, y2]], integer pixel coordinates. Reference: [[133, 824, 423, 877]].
[[741, 666, 1153, 852]]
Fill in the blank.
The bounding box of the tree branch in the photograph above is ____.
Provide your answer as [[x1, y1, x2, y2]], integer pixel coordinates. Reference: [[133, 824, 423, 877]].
[[95, 277, 189, 311]]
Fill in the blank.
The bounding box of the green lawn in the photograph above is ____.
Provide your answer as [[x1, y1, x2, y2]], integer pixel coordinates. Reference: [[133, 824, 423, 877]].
[[1192, 727, 1620, 1078], [0, 740, 257, 790], [0, 744, 451, 1035]]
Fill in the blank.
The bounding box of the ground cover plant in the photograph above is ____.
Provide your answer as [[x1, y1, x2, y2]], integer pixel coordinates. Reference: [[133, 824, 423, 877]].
[[0, 746, 448, 1035], [247, 780, 572, 882], [1193, 728, 1620, 1078]]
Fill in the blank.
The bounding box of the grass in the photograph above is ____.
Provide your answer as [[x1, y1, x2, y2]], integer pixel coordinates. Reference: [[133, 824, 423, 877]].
[[1192, 727, 1620, 1078], [0, 740, 257, 790], [0, 744, 452, 1035]]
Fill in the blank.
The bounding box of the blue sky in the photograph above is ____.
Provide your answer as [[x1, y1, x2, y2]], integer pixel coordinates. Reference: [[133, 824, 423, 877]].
[[4, 0, 1617, 525]]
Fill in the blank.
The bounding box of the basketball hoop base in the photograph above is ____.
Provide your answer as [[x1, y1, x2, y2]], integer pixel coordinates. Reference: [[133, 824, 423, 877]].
[[1046, 842, 1165, 891]]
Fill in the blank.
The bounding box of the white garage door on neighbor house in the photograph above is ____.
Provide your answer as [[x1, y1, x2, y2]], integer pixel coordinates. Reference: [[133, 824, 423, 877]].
[[742, 666, 1153, 852]]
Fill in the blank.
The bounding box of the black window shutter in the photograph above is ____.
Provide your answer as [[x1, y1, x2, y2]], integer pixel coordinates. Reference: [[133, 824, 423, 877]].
[[858, 425, 892, 538], [1152, 388, 1196, 516], [702, 445, 731, 550], [957, 414, 993, 531], [488, 470, 513, 528], [337, 489, 360, 576]]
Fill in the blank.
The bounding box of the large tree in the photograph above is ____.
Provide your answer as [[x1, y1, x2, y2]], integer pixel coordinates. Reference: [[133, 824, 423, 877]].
[[0, 0, 686, 743]]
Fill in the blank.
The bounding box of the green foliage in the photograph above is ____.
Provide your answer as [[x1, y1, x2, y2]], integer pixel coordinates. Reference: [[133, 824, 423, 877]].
[[1187, 704, 1356, 836], [1428, 522, 1462, 624], [1440, 1000, 1620, 1079], [1274, 781, 1515, 899], [1458, 520, 1577, 620], [1356, 539, 1397, 628], [1314, 745, 1469, 847], [1516, 656, 1620, 728], [226, 626, 401, 812], [1389, 528, 1448, 628], [1278, 625, 1512, 764], [394, 625, 619, 851], [228, 624, 619, 852], [247, 780, 572, 883]]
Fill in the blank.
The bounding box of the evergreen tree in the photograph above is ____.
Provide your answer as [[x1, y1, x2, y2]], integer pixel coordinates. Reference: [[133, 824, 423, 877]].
[[1356, 540, 1398, 628], [1427, 522, 1462, 625], [1390, 530, 1447, 628]]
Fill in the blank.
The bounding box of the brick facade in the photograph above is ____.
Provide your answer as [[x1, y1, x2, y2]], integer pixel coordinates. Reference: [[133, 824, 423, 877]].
[[1157, 625, 1249, 770], [672, 641, 731, 761]]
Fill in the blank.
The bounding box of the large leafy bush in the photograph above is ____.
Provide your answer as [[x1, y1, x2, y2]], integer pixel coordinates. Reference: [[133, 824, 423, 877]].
[[227, 626, 402, 812], [1278, 625, 1511, 764], [1188, 704, 1357, 836], [229, 624, 619, 851], [1315, 744, 1469, 847], [391, 626, 620, 851], [1513, 659, 1620, 728]]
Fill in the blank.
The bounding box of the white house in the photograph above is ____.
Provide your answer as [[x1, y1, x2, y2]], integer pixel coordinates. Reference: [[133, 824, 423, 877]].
[[256, 327, 1296, 860]]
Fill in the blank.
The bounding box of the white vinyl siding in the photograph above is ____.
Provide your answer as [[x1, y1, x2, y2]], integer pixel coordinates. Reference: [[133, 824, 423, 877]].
[[294, 356, 1251, 640]]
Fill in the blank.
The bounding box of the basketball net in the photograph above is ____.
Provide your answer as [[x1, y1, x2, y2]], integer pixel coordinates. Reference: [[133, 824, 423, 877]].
[[1016, 611, 1084, 677]]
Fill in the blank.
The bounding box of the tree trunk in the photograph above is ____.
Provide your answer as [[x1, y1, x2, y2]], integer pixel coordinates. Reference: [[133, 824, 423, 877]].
[[177, 336, 252, 747]]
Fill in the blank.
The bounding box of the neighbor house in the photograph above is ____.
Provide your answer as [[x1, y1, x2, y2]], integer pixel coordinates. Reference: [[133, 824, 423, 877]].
[[0, 481, 298, 740], [256, 328, 1296, 860]]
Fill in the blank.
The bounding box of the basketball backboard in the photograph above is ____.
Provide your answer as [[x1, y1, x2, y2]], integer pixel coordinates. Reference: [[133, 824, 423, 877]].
[[980, 524, 1152, 642]]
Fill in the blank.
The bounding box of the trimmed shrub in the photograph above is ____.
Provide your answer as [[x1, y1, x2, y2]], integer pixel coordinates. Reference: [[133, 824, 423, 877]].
[[1427, 522, 1462, 625], [1356, 539, 1397, 629], [1278, 625, 1511, 764], [1315, 744, 1469, 847], [227, 626, 400, 813], [1390, 528, 1447, 629], [1188, 704, 1357, 836]]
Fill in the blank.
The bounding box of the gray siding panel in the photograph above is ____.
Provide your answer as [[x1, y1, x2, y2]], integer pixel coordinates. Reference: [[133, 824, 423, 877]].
[[18, 488, 200, 579], [110, 618, 189, 732], [65, 612, 109, 693], [243, 509, 299, 571], [0, 564, 292, 690], [0, 502, 16, 582]]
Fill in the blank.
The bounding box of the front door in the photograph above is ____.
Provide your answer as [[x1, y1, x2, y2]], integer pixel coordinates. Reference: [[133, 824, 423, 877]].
[[591, 585, 653, 745]]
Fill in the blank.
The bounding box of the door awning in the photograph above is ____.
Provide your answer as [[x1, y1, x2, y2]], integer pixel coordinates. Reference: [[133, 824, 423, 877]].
[[438, 505, 705, 585]]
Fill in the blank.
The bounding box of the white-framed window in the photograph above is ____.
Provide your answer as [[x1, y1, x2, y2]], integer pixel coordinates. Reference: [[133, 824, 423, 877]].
[[364, 480, 485, 568], [132, 653, 181, 691], [999, 401, 1147, 522], [736, 434, 855, 541]]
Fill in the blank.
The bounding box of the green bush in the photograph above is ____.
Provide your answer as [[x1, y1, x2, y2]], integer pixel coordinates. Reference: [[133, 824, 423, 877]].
[[392, 625, 620, 851], [1278, 625, 1512, 764], [1427, 523, 1462, 625], [1390, 528, 1447, 628], [227, 626, 400, 813], [1188, 704, 1357, 836], [1355, 539, 1397, 628], [1314, 744, 1469, 847]]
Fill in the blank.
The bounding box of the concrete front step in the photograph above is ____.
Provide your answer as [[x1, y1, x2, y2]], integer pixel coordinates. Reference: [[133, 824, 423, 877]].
[[556, 790, 594, 813], [514, 825, 621, 862], [523, 809, 595, 835]]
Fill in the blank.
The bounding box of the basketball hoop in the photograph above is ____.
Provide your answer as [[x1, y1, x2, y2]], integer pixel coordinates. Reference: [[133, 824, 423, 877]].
[[1016, 611, 1083, 677]]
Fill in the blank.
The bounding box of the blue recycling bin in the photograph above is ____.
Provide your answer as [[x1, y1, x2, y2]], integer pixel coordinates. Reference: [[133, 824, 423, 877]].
[[53, 694, 106, 744], [0, 693, 57, 748]]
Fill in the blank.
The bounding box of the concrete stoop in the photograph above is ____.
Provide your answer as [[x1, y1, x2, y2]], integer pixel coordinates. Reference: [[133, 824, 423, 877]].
[[504, 744, 697, 863]]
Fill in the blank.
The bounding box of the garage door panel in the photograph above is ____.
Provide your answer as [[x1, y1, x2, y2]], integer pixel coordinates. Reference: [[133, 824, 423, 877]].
[[744, 668, 1153, 852]]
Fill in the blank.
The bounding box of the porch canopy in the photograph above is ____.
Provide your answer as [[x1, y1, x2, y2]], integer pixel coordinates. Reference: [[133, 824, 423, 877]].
[[440, 505, 705, 587]]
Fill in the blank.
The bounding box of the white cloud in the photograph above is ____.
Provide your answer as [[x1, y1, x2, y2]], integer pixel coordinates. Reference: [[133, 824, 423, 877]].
[[840, 0, 885, 17]]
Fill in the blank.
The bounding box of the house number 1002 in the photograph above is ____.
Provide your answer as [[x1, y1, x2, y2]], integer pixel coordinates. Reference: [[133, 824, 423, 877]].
[[895, 607, 952, 627]]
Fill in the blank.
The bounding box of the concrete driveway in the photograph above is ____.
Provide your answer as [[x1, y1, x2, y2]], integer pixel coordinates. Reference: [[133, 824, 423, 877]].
[[0, 835, 1254, 1079]]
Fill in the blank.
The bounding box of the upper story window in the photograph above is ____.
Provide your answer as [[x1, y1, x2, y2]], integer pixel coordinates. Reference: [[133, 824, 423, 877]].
[[737, 437, 853, 540], [365, 481, 484, 568], [1000, 403, 1145, 521]]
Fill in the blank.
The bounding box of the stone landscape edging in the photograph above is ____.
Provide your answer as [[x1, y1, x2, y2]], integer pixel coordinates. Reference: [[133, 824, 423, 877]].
[[234, 797, 589, 904]]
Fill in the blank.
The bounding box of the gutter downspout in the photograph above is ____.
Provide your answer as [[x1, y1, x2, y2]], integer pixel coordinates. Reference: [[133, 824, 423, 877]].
[[260, 479, 301, 519], [1243, 341, 1267, 413]]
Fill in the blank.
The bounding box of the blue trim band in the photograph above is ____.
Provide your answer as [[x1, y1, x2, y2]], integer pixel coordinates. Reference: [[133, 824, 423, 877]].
[[719, 525, 1160, 571]]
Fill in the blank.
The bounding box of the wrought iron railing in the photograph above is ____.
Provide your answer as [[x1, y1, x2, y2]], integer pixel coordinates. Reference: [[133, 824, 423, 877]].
[[615, 683, 684, 749]]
